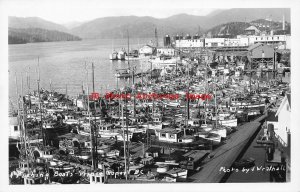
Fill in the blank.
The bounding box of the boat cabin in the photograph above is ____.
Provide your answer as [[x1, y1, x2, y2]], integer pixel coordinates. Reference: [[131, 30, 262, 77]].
[[158, 128, 183, 143]]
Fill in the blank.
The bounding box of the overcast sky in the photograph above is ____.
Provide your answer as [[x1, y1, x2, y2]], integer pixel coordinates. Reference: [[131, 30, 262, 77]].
[[3, 0, 222, 24]]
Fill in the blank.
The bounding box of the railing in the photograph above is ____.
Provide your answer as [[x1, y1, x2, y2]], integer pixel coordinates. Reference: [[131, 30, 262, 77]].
[[273, 131, 287, 147]]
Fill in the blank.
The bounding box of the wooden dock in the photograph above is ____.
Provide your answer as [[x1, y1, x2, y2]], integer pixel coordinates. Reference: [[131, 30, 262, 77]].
[[189, 114, 267, 183]]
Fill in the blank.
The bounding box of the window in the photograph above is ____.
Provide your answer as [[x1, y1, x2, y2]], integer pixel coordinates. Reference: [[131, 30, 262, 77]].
[[92, 176, 95, 181], [14, 126, 18, 131], [169, 134, 175, 139], [161, 133, 166, 138], [96, 177, 101, 182]]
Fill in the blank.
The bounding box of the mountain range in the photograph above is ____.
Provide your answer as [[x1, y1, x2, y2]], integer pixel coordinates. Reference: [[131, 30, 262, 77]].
[[8, 8, 290, 42]]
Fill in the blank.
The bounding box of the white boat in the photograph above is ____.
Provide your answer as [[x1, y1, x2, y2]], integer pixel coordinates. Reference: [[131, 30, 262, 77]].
[[196, 132, 221, 145], [210, 127, 227, 138], [115, 70, 132, 78], [165, 168, 188, 181], [218, 118, 238, 127], [117, 51, 126, 60], [109, 51, 118, 60]]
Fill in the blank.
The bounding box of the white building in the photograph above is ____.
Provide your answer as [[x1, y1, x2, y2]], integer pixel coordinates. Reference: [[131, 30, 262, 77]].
[[157, 47, 175, 56], [9, 116, 20, 139], [274, 94, 291, 146], [224, 37, 249, 47], [204, 38, 225, 47], [248, 35, 287, 45], [175, 39, 204, 48]]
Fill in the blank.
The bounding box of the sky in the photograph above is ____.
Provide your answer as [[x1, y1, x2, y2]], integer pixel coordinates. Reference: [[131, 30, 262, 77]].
[[2, 0, 222, 24]]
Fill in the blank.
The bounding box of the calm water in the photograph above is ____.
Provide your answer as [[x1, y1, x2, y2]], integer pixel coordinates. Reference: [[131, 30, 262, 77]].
[[9, 38, 153, 107]]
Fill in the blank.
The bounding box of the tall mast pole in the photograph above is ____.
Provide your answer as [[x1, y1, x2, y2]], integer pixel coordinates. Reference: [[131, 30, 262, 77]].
[[86, 64, 95, 170], [214, 77, 217, 129], [92, 62, 95, 93], [204, 59, 207, 125], [122, 104, 127, 180], [37, 57, 44, 146], [21, 75, 29, 170]]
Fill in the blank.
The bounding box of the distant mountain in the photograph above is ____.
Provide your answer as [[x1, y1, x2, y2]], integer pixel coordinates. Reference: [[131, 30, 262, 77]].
[[250, 19, 291, 34], [9, 8, 290, 40], [205, 22, 251, 38], [9, 16, 69, 33], [205, 8, 290, 27], [62, 21, 86, 29], [8, 28, 81, 44], [70, 8, 290, 39], [205, 18, 291, 38]]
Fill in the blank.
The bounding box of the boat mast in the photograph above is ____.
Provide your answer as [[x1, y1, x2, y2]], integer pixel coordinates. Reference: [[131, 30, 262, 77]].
[[21, 75, 30, 171], [214, 77, 218, 129], [86, 63, 95, 170], [204, 59, 208, 125], [121, 104, 128, 180], [37, 57, 45, 146]]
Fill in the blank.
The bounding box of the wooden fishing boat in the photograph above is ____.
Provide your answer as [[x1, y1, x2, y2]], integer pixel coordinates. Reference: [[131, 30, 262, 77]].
[[233, 157, 255, 169]]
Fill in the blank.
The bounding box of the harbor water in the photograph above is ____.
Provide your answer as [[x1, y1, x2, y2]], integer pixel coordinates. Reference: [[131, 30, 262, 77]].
[[9, 38, 153, 107]]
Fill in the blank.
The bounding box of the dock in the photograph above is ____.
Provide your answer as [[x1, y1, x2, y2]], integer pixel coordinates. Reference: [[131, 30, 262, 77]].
[[189, 114, 267, 183]]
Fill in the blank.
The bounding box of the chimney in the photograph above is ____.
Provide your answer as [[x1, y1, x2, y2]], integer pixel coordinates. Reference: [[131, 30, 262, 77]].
[[283, 14, 285, 30]]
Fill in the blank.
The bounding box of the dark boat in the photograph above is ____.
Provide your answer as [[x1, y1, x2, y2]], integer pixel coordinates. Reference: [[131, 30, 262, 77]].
[[233, 157, 255, 169], [256, 135, 273, 145]]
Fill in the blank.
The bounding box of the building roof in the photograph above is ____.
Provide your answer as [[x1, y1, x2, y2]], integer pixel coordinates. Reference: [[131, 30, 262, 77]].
[[275, 93, 291, 117], [287, 93, 291, 106]]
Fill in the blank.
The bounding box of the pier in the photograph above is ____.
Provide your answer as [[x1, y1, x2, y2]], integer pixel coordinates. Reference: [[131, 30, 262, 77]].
[[189, 114, 267, 183]]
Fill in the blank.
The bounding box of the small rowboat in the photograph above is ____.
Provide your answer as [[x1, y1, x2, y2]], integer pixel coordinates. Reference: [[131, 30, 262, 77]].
[[233, 157, 255, 169]]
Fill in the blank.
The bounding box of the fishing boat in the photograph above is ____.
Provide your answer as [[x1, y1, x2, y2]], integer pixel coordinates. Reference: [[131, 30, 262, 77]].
[[195, 132, 221, 145], [218, 117, 238, 127], [256, 135, 273, 145], [165, 168, 188, 181], [117, 50, 126, 60], [115, 69, 132, 78], [233, 157, 255, 169]]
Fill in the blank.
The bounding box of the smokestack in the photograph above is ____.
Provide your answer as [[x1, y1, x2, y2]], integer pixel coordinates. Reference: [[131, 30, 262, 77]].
[[283, 14, 285, 30]]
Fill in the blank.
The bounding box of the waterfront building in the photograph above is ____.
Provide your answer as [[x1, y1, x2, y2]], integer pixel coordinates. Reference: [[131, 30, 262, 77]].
[[274, 93, 291, 147], [175, 39, 205, 48], [248, 43, 275, 70], [157, 47, 175, 56], [204, 38, 225, 47]]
